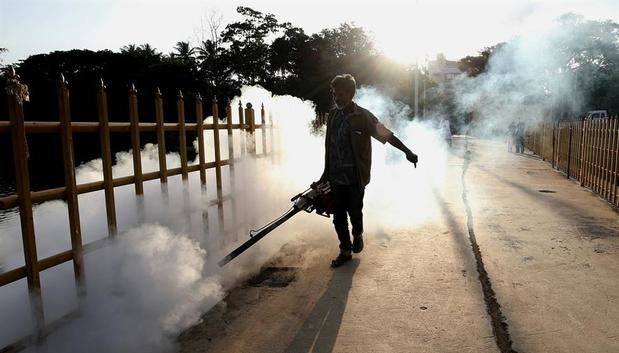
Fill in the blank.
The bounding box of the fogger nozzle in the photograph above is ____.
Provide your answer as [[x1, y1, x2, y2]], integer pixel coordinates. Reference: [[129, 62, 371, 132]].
[[217, 182, 333, 267]]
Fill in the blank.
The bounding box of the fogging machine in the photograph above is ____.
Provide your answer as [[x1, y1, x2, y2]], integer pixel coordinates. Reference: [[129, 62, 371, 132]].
[[218, 181, 333, 267]]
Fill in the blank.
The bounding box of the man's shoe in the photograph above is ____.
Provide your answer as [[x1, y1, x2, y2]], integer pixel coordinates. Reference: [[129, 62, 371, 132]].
[[352, 235, 364, 253], [330, 253, 352, 268]]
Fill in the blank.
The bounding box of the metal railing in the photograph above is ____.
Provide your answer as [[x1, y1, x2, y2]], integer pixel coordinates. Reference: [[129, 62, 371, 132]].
[[527, 116, 619, 208]]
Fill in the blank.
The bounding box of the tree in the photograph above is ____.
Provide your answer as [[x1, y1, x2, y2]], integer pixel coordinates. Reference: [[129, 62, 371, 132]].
[[219, 6, 283, 87], [269, 25, 310, 79], [458, 44, 504, 77], [191, 8, 236, 96], [552, 14, 619, 113], [0, 48, 8, 70], [195, 9, 223, 52], [172, 41, 195, 60], [121, 43, 161, 61], [120, 44, 138, 54]]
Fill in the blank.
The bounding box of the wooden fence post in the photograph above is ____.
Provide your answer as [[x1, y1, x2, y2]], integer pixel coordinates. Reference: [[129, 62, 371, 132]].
[[594, 119, 601, 193], [211, 97, 225, 242], [154, 87, 168, 183], [582, 119, 589, 187], [606, 118, 613, 200], [587, 119, 594, 188], [610, 116, 619, 205], [551, 122, 559, 169], [598, 119, 605, 194], [57, 75, 85, 294], [543, 123, 547, 160], [579, 120, 586, 185], [605, 117, 613, 200], [600, 118, 610, 200], [590, 119, 597, 189], [226, 99, 235, 167], [97, 79, 117, 235], [537, 126, 541, 156], [245, 102, 256, 155], [177, 90, 188, 181], [578, 120, 584, 182], [566, 124, 573, 179], [212, 97, 223, 193], [571, 121, 579, 179], [195, 93, 207, 186], [599, 119, 605, 194], [6, 66, 46, 340], [589, 119, 595, 188], [591, 120, 598, 192], [238, 100, 246, 156], [612, 117, 619, 206], [226, 99, 238, 242], [261, 103, 267, 155], [128, 84, 144, 194], [269, 110, 275, 163]]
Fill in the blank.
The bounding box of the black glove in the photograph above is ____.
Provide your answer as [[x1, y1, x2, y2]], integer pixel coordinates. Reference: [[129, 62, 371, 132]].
[[406, 151, 418, 168]]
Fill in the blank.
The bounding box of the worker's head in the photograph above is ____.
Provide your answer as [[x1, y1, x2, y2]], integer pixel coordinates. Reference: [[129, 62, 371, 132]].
[[330, 74, 356, 109]]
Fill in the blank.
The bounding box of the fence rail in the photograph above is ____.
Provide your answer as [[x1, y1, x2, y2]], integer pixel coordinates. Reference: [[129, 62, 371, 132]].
[[0, 67, 276, 349], [527, 116, 619, 208]]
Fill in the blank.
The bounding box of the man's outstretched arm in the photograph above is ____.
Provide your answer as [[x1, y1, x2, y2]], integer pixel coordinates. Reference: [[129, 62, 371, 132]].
[[369, 113, 418, 167], [388, 134, 418, 167]]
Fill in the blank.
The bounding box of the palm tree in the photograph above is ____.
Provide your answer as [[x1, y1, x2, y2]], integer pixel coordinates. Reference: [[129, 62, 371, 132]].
[[120, 44, 138, 54], [0, 48, 8, 66], [195, 40, 217, 63], [138, 44, 157, 56], [195, 40, 221, 86], [173, 41, 195, 60]]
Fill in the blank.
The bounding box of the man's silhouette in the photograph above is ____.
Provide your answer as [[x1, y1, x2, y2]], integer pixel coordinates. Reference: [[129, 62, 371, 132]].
[[317, 74, 418, 267]]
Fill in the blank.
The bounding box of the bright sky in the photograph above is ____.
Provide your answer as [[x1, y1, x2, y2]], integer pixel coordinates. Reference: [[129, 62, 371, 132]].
[[1, 0, 618, 65]]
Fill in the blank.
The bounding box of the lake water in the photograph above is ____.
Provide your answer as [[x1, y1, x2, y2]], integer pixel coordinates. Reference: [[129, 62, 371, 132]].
[[0, 175, 18, 229]]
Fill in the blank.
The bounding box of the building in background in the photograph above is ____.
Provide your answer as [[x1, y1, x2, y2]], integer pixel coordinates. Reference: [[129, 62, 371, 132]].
[[424, 53, 465, 132], [428, 53, 462, 84]]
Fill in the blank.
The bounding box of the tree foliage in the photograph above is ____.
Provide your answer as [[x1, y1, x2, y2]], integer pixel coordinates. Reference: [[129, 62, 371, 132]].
[[458, 44, 504, 77], [552, 14, 619, 113]]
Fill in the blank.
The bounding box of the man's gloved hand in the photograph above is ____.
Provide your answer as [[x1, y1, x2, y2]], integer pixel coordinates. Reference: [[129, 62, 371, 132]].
[[406, 151, 418, 168]]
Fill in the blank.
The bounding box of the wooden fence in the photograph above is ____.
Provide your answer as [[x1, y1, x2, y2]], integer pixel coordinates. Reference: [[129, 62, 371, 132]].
[[0, 66, 276, 350], [527, 116, 619, 208]]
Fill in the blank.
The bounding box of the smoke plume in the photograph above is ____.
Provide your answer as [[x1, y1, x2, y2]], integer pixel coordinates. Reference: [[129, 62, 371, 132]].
[[0, 85, 450, 352], [453, 13, 618, 136]]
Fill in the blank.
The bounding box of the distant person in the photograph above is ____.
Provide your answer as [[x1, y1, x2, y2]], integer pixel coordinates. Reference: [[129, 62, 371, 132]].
[[440, 118, 452, 147], [315, 74, 418, 267], [507, 121, 516, 152], [515, 121, 525, 153]]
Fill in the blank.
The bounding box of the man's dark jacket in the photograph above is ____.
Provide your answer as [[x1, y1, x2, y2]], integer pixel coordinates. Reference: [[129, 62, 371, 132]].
[[320, 102, 393, 186]]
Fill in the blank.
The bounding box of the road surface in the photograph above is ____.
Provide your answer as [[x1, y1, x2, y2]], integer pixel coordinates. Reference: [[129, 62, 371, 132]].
[[179, 137, 619, 353]]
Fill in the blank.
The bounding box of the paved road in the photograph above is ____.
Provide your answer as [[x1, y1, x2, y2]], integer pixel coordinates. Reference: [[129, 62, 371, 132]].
[[179, 137, 619, 353]]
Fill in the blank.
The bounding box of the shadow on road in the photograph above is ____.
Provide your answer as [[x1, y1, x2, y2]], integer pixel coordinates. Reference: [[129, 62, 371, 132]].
[[432, 188, 476, 264], [285, 259, 360, 353], [475, 164, 616, 218]]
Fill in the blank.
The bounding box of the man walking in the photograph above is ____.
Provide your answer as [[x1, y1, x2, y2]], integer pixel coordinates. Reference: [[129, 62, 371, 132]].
[[317, 74, 418, 267]]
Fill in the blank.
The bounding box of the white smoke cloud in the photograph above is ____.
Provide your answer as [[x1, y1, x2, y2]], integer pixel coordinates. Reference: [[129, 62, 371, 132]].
[[452, 13, 617, 136], [355, 87, 449, 228], [0, 85, 327, 352], [1, 84, 450, 352], [35, 224, 224, 353]]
